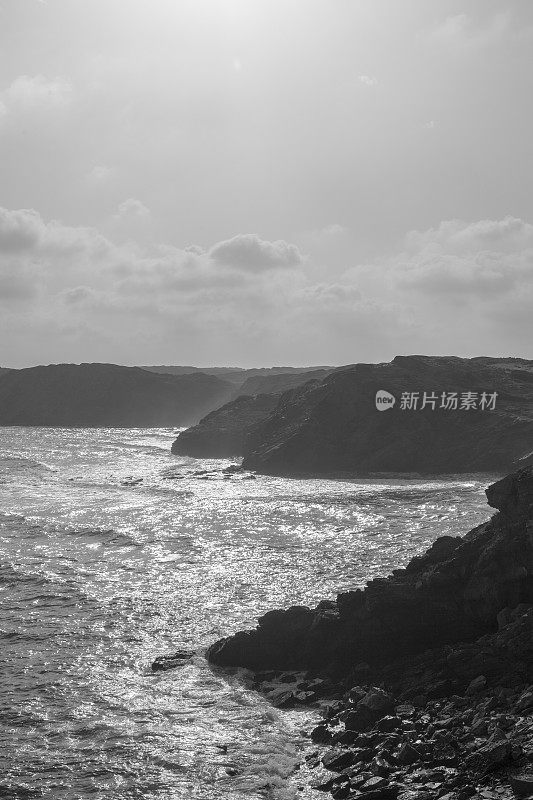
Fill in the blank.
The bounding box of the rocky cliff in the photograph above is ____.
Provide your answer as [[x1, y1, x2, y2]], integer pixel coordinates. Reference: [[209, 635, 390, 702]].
[[207, 465, 533, 672], [171, 371, 330, 458], [0, 363, 233, 426], [242, 355, 533, 475], [171, 393, 279, 457]]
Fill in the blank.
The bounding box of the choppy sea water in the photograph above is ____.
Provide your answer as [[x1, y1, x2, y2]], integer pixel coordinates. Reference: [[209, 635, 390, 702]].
[[0, 427, 495, 799]]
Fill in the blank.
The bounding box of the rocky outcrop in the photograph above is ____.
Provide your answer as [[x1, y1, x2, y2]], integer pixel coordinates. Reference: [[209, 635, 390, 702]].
[[171, 393, 280, 457], [171, 355, 533, 469], [242, 355, 533, 475], [203, 467, 533, 798], [171, 369, 334, 458], [296, 619, 533, 800], [207, 466, 533, 672], [0, 363, 233, 426], [241, 605, 533, 800]]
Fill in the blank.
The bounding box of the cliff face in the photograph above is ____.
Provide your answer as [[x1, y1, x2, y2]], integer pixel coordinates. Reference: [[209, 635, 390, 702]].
[[171, 370, 335, 458], [207, 465, 533, 672], [171, 393, 280, 457], [242, 356, 533, 475], [0, 363, 233, 427]]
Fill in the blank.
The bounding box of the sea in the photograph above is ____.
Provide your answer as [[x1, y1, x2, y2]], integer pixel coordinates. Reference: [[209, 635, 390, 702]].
[[0, 427, 495, 800]]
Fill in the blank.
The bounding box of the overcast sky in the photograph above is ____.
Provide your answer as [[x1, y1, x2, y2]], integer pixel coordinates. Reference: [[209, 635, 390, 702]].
[[1, 0, 532, 368]]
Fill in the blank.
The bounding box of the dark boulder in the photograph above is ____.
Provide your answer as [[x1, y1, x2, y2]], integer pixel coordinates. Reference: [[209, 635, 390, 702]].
[[151, 649, 195, 672], [509, 774, 533, 796]]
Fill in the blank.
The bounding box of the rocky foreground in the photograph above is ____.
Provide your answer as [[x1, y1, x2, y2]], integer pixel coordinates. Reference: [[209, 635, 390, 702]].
[[201, 467, 533, 798]]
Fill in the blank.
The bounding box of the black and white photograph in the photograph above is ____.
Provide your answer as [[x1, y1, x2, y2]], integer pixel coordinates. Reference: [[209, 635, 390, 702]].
[[1, 1, 532, 798]]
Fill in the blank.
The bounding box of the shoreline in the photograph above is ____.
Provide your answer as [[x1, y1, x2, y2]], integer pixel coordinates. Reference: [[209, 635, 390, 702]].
[[195, 466, 533, 797], [226, 603, 532, 799]]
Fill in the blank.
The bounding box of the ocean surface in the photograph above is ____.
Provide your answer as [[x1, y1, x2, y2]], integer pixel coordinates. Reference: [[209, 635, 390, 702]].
[[0, 427, 495, 800]]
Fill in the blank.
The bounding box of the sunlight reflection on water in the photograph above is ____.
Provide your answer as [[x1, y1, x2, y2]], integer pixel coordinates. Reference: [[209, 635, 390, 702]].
[[0, 427, 493, 798]]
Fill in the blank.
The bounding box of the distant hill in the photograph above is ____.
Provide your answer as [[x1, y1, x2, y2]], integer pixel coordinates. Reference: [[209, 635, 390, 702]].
[[171, 355, 533, 472], [0, 368, 12, 378], [139, 365, 245, 384], [0, 363, 233, 427], [243, 355, 533, 475], [140, 365, 334, 387], [233, 368, 334, 398]]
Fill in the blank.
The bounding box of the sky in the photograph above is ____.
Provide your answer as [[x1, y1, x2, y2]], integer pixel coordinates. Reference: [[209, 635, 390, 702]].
[[1, 0, 533, 368]]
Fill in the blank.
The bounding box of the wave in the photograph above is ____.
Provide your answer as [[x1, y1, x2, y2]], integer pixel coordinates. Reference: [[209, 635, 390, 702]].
[[0, 511, 26, 523], [113, 442, 175, 455], [261, 482, 482, 510], [0, 455, 53, 475], [0, 562, 55, 587], [348, 485, 481, 506], [66, 527, 143, 548]]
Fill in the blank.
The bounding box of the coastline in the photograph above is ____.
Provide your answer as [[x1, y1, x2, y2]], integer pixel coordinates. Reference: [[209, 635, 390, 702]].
[[194, 466, 533, 797]]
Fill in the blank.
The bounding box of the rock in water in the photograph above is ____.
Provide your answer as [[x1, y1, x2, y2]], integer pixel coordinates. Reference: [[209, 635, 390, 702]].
[[151, 650, 194, 672]]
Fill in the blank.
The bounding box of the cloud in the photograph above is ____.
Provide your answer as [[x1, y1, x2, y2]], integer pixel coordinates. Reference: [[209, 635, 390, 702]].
[[1, 205, 532, 365], [0, 205, 395, 363], [296, 282, 362, 308], [320, 224, 345, 237], [0, 74, 72, 112], [86, 164, 115, 186], [0, 207, 44, 252], [107, 198, 153, 245], [404, 217, 533, 256], [390, 217, 533, 303], [0, 206, 111, 259], [114, 198, 151, 222], [61, 285, 98, 305], [0, 207, 304, 307], [295, 223, 348, 257], [209, 233, 304, 271], [358, 75, 378, 87]]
